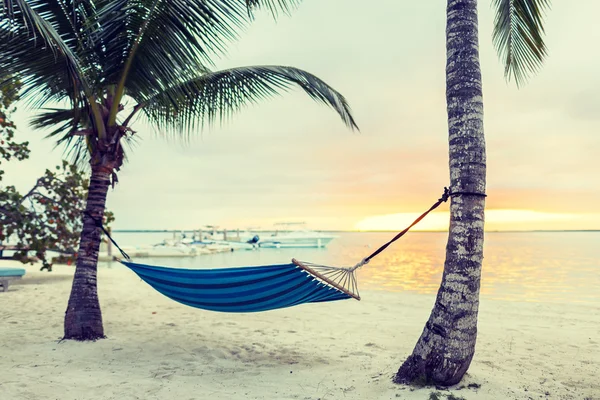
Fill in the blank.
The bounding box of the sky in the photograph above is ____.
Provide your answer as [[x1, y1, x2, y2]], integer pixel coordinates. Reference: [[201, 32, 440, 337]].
[[3, 0, 600, 231]]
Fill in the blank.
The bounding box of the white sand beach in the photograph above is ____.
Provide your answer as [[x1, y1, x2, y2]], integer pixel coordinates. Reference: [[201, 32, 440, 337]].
[[1, 261, 598, 400]]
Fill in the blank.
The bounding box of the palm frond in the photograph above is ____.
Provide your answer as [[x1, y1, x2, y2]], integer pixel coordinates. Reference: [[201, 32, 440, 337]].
[[0, 25, 72, 107], [98, 0, 306, 110], [139, 65, 358, 136], [100, 0, 248, 99], [30, 107, 90, 166], [244, 0, 301, 18], [30, 107, 82, 138], [492, 0, 550, 86], [1, 0, 92, 96]]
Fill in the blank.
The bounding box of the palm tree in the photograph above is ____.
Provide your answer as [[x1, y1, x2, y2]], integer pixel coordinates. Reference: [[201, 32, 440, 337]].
[[394, 0, 550, 386], [0, 0, 357, 340]]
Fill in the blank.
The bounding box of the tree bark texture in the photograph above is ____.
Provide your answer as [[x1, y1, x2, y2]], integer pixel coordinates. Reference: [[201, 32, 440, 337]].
[[394, 0, 486, 386], [63, 167, 111, 340]]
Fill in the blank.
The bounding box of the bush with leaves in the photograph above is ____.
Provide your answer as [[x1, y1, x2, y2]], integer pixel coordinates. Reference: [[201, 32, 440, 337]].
[[0, 78, 29, 179]]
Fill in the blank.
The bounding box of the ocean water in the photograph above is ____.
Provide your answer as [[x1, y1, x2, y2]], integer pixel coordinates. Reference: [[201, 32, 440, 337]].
[[105, 231, 600, 305]]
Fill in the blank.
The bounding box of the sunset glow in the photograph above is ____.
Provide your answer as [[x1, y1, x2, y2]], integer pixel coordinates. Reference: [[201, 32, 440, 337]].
[[355, 210, 600, 232]]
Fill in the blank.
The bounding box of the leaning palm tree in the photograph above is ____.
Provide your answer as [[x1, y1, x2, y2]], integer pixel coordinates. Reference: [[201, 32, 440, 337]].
[[393, 0, 550, 386], [0, 0, 357, 340]]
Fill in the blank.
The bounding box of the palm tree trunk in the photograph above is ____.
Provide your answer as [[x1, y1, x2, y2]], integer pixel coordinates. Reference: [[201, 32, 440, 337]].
[[63, 166, 111, 340], [394, 0, 486, 386]]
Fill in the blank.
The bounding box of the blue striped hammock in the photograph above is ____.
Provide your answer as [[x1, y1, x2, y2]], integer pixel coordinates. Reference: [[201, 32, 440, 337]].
[[121, 259, 360, 313], [112, 190, 456, 313]]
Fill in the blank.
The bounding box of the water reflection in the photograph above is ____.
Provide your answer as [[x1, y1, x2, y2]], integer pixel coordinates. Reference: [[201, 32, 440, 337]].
[[106, 231, 600, 305]]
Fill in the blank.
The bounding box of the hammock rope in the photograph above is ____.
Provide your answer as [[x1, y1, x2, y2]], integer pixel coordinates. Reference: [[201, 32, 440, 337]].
[[85, 211, 131, 261], [90, 187, 486, 312], [286, 187, 486, 300]]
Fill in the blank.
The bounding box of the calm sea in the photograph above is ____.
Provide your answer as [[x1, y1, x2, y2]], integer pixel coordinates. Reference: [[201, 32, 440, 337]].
[[105, 231, 600, 305]]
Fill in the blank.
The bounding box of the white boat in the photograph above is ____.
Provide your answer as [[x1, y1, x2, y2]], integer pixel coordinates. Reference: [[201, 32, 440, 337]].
[[258, 223, 336, 249], [183, 227, 259, 251]]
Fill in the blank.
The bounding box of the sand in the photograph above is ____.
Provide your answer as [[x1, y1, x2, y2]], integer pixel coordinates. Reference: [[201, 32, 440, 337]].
[[0, 261, 598, 400]]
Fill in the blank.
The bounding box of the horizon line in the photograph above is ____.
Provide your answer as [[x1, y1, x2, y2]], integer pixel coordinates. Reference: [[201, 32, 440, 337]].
[[111, 229, 600, 233]]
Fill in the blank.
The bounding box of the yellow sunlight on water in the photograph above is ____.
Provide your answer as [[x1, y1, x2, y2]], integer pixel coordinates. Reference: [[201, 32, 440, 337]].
[[355, 209, 600, 231], [342, 232, 599, 305]]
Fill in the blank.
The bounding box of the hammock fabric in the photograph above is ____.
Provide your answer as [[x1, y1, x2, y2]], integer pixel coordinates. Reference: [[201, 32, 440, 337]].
[[121, 259, 357, 313], [98, 188, 485, 313]]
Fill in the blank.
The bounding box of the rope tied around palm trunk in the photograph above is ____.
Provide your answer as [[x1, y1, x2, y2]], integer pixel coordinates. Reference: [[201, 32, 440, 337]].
[[83, 211, 131, 261]]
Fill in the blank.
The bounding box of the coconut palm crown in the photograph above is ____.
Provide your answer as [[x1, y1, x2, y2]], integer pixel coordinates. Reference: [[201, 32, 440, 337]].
[[1, 0, 358, 171]]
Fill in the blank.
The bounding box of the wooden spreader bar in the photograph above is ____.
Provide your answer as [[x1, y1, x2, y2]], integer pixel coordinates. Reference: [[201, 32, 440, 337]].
[[291, 258, 361, 301]]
